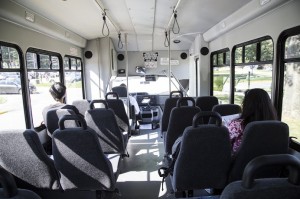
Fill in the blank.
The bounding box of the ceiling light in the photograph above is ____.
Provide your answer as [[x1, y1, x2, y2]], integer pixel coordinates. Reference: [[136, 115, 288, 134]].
[[173, 39, 181, 44]]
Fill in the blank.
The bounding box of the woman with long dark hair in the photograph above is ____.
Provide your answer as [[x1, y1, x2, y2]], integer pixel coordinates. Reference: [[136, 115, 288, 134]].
[[228, 88, 277, 154]]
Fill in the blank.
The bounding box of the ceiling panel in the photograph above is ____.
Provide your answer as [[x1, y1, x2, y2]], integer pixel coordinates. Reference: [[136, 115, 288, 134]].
[[10, 0, 253, 51]]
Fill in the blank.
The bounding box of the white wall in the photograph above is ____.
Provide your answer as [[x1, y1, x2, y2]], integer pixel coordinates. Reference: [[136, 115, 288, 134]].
[[84, 37, 116, 100], [0, 19, 82, 58], [117, 50, 189, 80]]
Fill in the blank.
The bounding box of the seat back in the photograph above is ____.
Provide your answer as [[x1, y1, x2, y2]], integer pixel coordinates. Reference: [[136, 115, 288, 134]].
[[72, 99, 90, 116], [46, 108, 78, 137], [52, 115, 117, 191], [0, 129, 60, 189], [105, 92, 130, 135], [161, 91, 184, 137], [112, 86, 127, 97], [209, 104, 241, 124], [85, 100, 127, 155], [0, 167, 42, 199], [164, 97, 201, 155], [195, 96, 219, 123], [221, 154, 300, 199], [228, 120, 290, 182], [172, 112, 231, 192]]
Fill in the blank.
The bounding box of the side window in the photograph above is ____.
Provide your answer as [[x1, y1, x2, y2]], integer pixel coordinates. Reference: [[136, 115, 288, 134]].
[[0, 43, 26, 129], [233, 37, 273, 105], [211, 48, 230, 104], [280, 33, 300, 140], [26, 48, 62, 127], [64, 56, 84, 103]]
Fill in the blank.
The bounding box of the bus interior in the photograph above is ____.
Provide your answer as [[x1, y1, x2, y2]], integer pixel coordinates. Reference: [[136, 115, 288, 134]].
[[0, 0, 300, 198]]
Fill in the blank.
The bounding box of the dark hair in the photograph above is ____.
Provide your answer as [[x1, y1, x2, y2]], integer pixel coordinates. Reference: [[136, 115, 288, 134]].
[[49, 82, 66, 101], [120, 83, 126, 87], [240, 88, 277, 128]]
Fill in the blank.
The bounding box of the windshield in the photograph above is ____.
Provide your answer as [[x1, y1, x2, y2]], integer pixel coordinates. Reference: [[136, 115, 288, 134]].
[[109, 75, 180, 95]]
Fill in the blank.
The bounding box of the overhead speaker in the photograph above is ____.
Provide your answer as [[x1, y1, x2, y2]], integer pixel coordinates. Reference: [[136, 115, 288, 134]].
[[84, 51, 93, 59], [200, 47, 209, 56], [180, 52, 187, 59], [117, 54, 124, 61]]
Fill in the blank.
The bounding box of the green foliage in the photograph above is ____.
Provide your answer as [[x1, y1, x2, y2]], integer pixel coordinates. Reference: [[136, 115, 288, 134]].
[[213, 76, 224, 91]]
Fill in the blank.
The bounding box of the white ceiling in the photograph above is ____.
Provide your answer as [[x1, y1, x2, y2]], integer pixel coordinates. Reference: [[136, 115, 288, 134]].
[[11, 0, 252, 51]]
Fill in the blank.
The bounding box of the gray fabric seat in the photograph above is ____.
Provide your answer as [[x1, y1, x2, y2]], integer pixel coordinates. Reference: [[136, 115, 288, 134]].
[[228, 120, 290, 183], [221, 154, 300, 199], [0, 129, 60, 190], [85, 100, 128, 156], [72, 99, 90, 116], [209, 104, 241, 124], [52, 114, 120, 192], [0, 167, 41, 199], [195, 96, 219, 123], [160, 91, 184, 138], [164, 97, 201, 155], [46, 108, 79, 137], [171, 112, 231, 197], [105, 92, 131, 136]]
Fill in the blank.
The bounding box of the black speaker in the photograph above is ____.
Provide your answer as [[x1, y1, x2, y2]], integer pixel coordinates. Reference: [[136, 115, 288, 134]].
[[200, 47, 209, 56], [117, 54, 124, 61], [84, 51, 93, 59], [180, 52, 187, 59]]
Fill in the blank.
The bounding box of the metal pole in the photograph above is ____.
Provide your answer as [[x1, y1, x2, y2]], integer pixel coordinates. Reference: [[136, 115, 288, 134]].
[[125, 33, 129, 116], [168, 29, 171, 93]]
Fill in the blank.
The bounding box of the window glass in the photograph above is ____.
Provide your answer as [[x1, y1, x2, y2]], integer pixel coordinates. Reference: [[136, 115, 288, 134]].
[[64, 56, 83, 104], [225, 51, 230, 65], [212, 54, 217, 65], [285, 34, 300, 59], [213, 66, 230, 104], [281, 34, 300, 140], [245, 43, 257, 63], [70, 58, 77, 70], [109, 75, 180, 95], [217, 53, 223, 65], [234, 64, 272, 105], [64, 57, 70, 69], [28, 71, 60, 127], [0, 72, 26, 129], [51, 56, 59, 69], [26, 52, 38, 69], [261, 39, 273, 61], [76, 59, 82, 70], [281, 62, 300, 140], [235, 47, 243, 64], [1, 46, 20, 69], [39, 54, 51, 69], [26, 49, 62, 127], [0, 45, 25, 129], [65, 71, 83, 103]]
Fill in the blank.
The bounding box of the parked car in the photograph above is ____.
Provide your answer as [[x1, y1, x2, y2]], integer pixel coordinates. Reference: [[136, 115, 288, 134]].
[[0, 79, 36, 94], [0, 80, 22, 94]]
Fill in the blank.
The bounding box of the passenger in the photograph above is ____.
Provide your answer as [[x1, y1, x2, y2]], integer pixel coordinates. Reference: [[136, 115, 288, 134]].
[[42, 82, 82, 124], [119, 83, 140, 115], [227, 88, 277, 154]]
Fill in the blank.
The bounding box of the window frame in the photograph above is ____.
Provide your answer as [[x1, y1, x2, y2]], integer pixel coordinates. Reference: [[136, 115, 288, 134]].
[[232, 36, 274, 103], [210, 48, 230, 96], [63, 55, 85, 99]]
